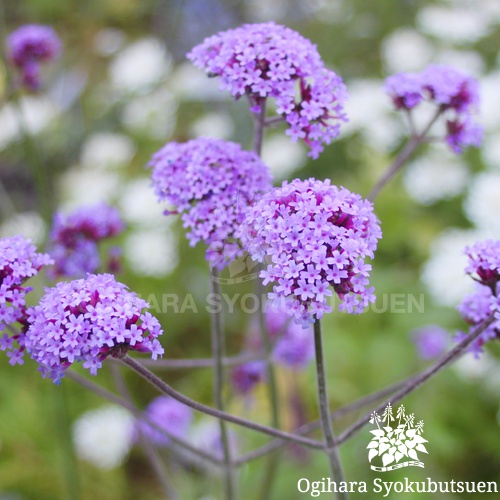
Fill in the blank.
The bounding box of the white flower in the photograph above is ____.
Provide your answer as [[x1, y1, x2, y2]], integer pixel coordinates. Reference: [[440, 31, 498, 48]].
[[403, 147, 469, 204], [421, 229, 484, 307], [0, 96, 59, 150], [72, 406, 134, 470], [58, 167, 122, 209], [341, 79, 403, 150], [124, 227, 178, 277], [381, 29, 433, 73], [0, 212, 46, 245], [479, 71, 500, 131], [119, 178, 166, 227], [261, 134, 306, 178], [168, 62, 227, 101], [121, 88, 178, 139], [464, 171, 500, 233], [432, 49, 484, 76], [94, 28, 125, 56], [481, 133, 500, 169], [189, 112, 234, 140], [109, 38, 172, 93], [417, 6, 492, 44], [80, 132, 136, 169]]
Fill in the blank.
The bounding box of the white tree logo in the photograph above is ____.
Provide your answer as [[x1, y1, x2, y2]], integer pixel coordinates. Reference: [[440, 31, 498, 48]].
[[367, 403, 428, 472]]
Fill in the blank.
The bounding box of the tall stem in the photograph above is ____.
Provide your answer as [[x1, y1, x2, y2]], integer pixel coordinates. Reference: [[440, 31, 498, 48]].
[[109, 364, 178, 500], [336, 315, 495, 445], [367, 109, 442, 202], [210, 267, 235, 500], [252, 99, 281, 499], [313, 318, 347, 500], [120, 355, 324, 449]]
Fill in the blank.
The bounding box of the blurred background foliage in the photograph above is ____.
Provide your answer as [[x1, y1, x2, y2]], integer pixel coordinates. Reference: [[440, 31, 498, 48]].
[[0, 0, 500, 499]]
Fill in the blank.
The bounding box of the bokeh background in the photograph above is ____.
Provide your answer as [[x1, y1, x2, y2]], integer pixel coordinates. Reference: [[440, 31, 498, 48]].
[[1, 0, 500, 498]]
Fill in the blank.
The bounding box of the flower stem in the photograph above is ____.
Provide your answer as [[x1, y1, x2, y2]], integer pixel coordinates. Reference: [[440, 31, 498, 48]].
[[139, 352, 265, 369], [252, 100, 282, 499], [367, 109, 442, 202], [120, 355, 324, 449], [67, 370, 222, 466], [109, 363, 178, 500], [336, 314, 496, 446], [313, 318, 347, 499], [210, 267, 236, 500]]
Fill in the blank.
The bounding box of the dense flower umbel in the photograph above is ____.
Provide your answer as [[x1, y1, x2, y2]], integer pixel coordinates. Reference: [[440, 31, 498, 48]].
[[457, 240, 500, 355], [187, 22, 348, 159], [384, 65, 482, 153], [241, 178, 382, 326], [7, 24, 61, 91], [49, 203, 124, 278], [273, 322, 314, 370], [0, 236, 53, 365], [135, 396, 192, 446], [149, 137, 272, 270], [25, 274, 164, 383], [230, 361, 266, 395]]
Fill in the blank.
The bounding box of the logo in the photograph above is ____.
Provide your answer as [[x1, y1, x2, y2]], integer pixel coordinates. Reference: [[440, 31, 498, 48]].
[[367, 403, 428, 472]]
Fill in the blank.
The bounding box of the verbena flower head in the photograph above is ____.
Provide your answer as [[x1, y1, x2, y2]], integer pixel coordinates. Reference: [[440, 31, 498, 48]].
[[385, 64, 482, 154], [25, 273, 164, 383], [411, 325, 448, 360], [0, 236, 53, 366], [49, 203, 124, 278], [149, 137, 272, 270], [464, 239, 500, 290], [241, 178, 382, 326], [230, 361, 266, 395], [384, 73, 424, 110], [457, 240, 500, 355], [134, 396, 192, 446], [7, 24, 61, 91], [187, 22, 348, 159], [273, 322, 314, 370]]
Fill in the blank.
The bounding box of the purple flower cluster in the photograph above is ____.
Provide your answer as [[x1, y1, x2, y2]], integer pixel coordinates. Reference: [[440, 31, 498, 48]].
[[411, 325, 448, 360], [457, 240, 500, 355], [272, 321, 314, 370], [25, 273, 164, 383], [49, 203, 124, 278], [230, 361, 266, 395], [135, 396, 192, 446], [385, 65, 482, 153], [187, 22, 348, 158], [241, 178, 381, 326], [7, 24, 61, 91], [0, 236, 53, 366], [149, 137, 272, 270]]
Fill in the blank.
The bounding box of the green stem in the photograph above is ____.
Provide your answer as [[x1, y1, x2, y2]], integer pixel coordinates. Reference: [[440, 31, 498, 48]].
[[313, 318, 347, 500], [210, 267, 236, 500]]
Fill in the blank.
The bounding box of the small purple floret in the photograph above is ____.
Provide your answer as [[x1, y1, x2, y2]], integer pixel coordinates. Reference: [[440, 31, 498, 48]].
[[0, 236, 53, 365], [7, 24, 61, 91], [48, 203, 124, 278], [384, 65, 482, 154], [187, 22, 348, 158], [134, 396, 192, 446], [241, 178, 381, 326], [149, 137, 272, 270], [25, 273, 164, 383]]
